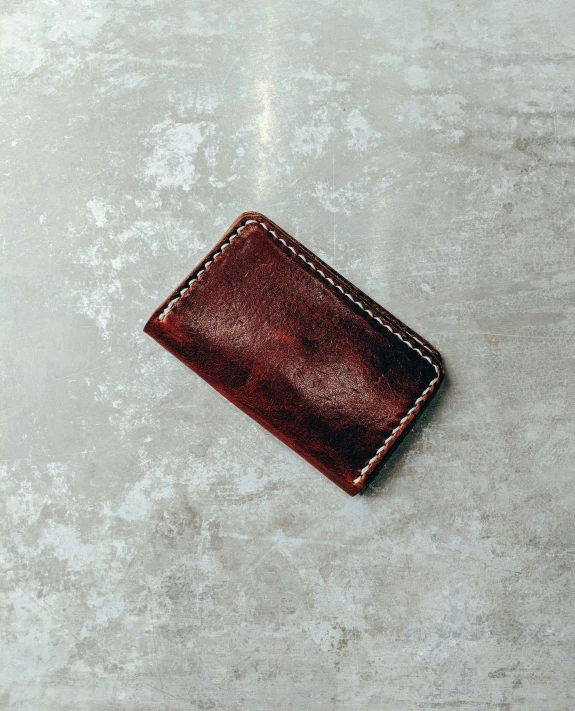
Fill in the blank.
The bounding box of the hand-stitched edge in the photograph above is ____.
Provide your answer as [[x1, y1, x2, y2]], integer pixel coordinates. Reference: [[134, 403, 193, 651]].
[[157, 217, 441, 487]]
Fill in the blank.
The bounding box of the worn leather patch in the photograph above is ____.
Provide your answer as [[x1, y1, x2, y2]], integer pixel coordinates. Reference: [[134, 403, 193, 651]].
[[144, 212, 444, 495]]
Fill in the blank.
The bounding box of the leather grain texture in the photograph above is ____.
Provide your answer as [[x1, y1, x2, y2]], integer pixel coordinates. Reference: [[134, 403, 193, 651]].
[[144, 212, 444, 495]]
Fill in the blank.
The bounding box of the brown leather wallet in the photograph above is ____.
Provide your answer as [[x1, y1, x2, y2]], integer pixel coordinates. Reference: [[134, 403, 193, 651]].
[[144, 212, 443, 495]]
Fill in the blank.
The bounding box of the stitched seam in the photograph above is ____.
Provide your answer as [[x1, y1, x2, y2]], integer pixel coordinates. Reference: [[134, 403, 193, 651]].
[[158, 218, 440, 486]]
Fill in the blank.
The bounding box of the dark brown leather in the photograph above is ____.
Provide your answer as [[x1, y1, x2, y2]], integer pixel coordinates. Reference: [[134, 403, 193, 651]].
[[144, 212, 443, 495]]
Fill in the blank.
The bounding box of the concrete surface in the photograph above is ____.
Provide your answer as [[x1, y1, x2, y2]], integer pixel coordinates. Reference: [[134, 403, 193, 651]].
[[1, 1, 574, 709]]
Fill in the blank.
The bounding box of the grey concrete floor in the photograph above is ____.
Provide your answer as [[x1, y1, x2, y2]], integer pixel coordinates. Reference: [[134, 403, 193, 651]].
[[1, 1, 574, 709]]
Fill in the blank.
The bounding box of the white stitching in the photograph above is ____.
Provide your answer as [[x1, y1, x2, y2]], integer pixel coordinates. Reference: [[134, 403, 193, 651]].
[[157, 218, 440, 486]]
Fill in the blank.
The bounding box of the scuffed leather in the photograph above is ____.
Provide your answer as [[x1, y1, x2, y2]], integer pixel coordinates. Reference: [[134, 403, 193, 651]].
[[144, 212, 443, 495]]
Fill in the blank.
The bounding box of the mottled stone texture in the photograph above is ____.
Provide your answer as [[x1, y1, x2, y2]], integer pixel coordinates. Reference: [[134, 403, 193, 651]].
[[1, 0, 574, 709]]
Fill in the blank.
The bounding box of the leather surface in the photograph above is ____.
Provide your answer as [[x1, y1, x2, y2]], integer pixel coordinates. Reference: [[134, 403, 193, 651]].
[[144, 212, 444, 495]]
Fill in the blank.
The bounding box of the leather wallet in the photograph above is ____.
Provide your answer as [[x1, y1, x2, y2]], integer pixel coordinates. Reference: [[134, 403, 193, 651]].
[[144, 212, 443, 495]]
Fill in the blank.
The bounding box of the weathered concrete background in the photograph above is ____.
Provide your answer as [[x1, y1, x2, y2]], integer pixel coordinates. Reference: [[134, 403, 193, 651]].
[[1, 1, 574, 709]]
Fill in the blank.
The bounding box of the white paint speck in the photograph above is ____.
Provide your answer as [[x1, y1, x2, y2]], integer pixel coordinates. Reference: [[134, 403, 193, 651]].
[[87, 198, 111, 227], [145, 119, 212, 191]]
